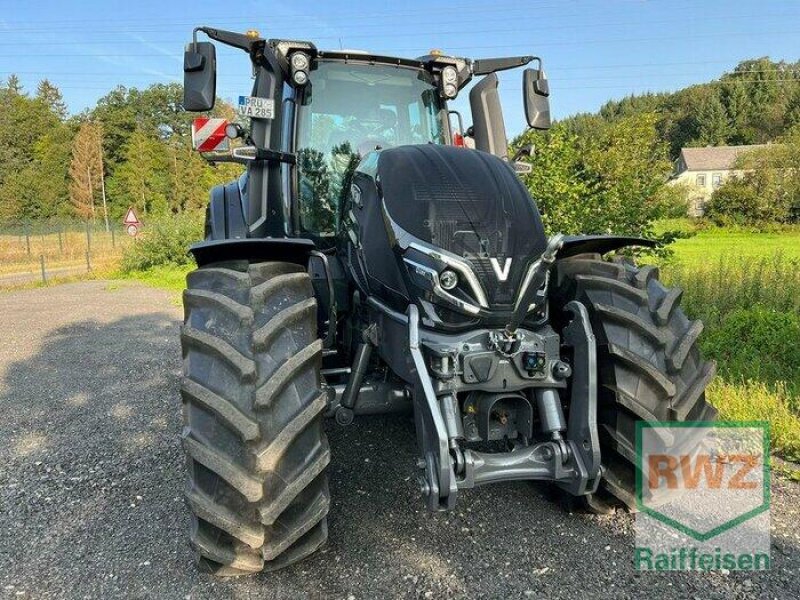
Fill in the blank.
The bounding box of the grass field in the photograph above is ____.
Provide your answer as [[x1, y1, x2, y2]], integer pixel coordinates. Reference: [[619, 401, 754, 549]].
[[653, 222, 800, 460], [652, 219, 800, 267], [114, 264, 192, 303]]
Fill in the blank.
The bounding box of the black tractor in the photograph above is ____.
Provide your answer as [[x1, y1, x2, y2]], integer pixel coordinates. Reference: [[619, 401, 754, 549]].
[[179, 27, 716, 575]]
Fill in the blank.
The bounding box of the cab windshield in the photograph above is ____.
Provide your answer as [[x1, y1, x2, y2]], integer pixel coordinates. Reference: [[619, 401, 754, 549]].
[[295, 61, 446, 235]]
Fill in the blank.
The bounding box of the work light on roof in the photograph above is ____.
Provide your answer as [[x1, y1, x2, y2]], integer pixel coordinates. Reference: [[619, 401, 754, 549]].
[[290, 52, 310, 87]]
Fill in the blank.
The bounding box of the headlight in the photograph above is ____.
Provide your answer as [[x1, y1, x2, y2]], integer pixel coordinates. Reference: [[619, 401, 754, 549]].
[[290, 52, 310, 86], [440, 269, 458, 290], [292, 70, 309, 85], [442, 65, 458, 84], [443, 83, 457, 98], [291, 52, 309, 70]]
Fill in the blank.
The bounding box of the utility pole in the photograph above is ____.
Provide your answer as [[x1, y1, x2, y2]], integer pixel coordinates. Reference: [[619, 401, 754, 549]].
[[87, 166, 96, 222], [99, 142, 110, 232]]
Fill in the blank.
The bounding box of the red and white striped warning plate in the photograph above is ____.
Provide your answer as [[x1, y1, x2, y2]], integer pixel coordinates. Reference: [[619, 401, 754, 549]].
[[192, 117, 230, 153]]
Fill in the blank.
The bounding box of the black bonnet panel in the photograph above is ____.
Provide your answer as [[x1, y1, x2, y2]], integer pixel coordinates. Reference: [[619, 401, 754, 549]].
[[376, 145, 547, 307]]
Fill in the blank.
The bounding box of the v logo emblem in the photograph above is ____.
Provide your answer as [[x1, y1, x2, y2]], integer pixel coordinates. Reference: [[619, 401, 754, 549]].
[[489, 257, 513, 282]]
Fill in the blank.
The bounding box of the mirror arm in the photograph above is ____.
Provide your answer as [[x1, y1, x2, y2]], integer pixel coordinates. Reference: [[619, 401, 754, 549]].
[[194, 26, 264, 53], [472, 55, 535, 75], [201, 147, 297, 166]]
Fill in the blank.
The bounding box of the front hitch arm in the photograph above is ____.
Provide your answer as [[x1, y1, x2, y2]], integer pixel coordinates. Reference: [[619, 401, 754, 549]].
[[505, 233, 564, 334]]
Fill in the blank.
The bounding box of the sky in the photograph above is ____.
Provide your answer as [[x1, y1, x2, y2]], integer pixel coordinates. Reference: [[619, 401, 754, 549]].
[[1, 0, 799, 136]]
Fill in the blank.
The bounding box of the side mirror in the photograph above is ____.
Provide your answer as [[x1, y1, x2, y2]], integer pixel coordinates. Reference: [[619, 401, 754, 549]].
[[523, 68, 551, 130], [183, 41, 216, 112]]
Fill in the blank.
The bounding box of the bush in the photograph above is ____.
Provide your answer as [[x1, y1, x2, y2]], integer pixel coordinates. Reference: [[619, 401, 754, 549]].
[[516, 113, 674, 239], [701, 307, 800, 387], [705, 136, 800, 226], [704, 175, 788, 226], [652, 182, 693, 219], [120, 212, 203, 272]]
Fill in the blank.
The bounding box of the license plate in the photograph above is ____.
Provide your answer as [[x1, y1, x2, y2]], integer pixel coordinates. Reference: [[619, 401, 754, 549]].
[[238, 96, 275, 119]]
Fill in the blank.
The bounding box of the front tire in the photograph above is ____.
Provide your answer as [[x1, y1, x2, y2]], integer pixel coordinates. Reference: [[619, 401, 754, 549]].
[[180, 261, 330, 576], [552, 255, 717, 511]]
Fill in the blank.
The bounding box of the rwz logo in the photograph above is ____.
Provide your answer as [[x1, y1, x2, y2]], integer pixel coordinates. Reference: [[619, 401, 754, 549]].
[[648, 453, 760, 490], [489, 257, 512, 281]]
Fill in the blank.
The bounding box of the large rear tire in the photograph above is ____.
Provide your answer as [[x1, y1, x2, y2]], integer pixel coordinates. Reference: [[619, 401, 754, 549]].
[[180, 261, 330, 576], [552, 255, 717, 512]]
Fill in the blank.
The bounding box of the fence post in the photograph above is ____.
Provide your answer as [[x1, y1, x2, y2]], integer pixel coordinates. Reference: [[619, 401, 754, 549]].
[[25, 224, 31, 257], [58, 229, 63, 255], [85, 220, 91, 254], [86, 250, 92, 273], [111, 227, 116, 248], [40, 255, 47, 285]]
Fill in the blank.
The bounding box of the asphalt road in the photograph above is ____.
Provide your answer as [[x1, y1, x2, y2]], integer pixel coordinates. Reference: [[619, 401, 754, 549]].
[[1, 281, 798, 599]]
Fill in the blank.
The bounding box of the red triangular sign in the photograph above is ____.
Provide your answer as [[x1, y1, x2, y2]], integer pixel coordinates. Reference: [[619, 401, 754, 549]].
[[123, 207, 140, 225]]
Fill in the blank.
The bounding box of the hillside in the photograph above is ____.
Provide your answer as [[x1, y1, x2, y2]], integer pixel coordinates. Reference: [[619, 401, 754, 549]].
[[558, 57, 800, 158]]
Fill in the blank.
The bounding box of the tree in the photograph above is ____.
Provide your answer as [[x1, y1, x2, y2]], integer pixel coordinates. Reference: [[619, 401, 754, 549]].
[[91, 83, 235, 175], [107, 127, 170, 217], [297, 148, 334, 231], [516, 112, 674, 239], [559, 58, 800, 160], [68, 122, 105, 221], [706, 130, 800, 225], [722, 82, 752, 144], [5, 74, 23, 95], [168, 142, 218, 213], [0, 78, 69, 222], [695, 93, 731, 146], [30, 124, 74, 218], [785, 86, 800, 130], [36, 79, 68, 120]]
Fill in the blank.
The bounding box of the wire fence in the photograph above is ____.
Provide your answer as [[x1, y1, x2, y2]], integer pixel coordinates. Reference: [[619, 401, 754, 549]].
[[0, 219, 132, 287]]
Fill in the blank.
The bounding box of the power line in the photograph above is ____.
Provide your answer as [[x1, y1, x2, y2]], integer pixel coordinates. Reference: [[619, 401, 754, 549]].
[[0, 28, 797, 59], [0, 1, 564, 29], [5, 61, 800, 78], [21, 79, 800, 93], [3, 68, 799, 83], [1, 10, 794, 40]]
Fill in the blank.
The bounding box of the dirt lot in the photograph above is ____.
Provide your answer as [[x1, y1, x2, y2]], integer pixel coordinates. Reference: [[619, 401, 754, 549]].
[[1, 281, 798, 599]]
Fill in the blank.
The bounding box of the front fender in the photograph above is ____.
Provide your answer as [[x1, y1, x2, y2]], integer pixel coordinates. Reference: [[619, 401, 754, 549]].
[[556, 235, 656, 259], [189, 238, 316, 267]]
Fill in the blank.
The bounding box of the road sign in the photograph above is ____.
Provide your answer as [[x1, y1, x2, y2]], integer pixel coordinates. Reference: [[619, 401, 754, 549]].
[[192, 117, 230, 152], [124, 207, 140, 237], [123, 207, 140, 226]]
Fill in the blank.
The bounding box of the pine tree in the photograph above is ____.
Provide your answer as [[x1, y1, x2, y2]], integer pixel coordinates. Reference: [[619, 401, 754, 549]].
[[785, 87, 800, 130], [723, 82, 752, 144], [5, 74, 23, 95], [69, 122, 104, 221], [36, 79, 68, 119], [696, 93, 731, 146], [107, 127, 170, 216]]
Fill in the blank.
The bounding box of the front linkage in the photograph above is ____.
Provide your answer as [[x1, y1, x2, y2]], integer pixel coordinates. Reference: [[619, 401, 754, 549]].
[[355, 235, 604, 511], [410, 301, 603, 510]]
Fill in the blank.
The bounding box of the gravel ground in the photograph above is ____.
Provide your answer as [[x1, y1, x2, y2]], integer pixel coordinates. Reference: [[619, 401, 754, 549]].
[[1, 281, 798, 599]]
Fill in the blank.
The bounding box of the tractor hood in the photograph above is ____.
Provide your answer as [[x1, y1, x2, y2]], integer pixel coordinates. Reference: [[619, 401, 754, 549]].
[[345, 145, 550, 328]]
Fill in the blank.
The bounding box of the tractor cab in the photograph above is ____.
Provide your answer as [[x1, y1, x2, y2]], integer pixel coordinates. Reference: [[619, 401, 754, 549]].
[[182, 28, 551, 246], [293, 59, 447, 237]]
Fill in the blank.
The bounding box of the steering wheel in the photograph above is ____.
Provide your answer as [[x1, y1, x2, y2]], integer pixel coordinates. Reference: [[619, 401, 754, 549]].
[[356, 138, 392, 155]]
